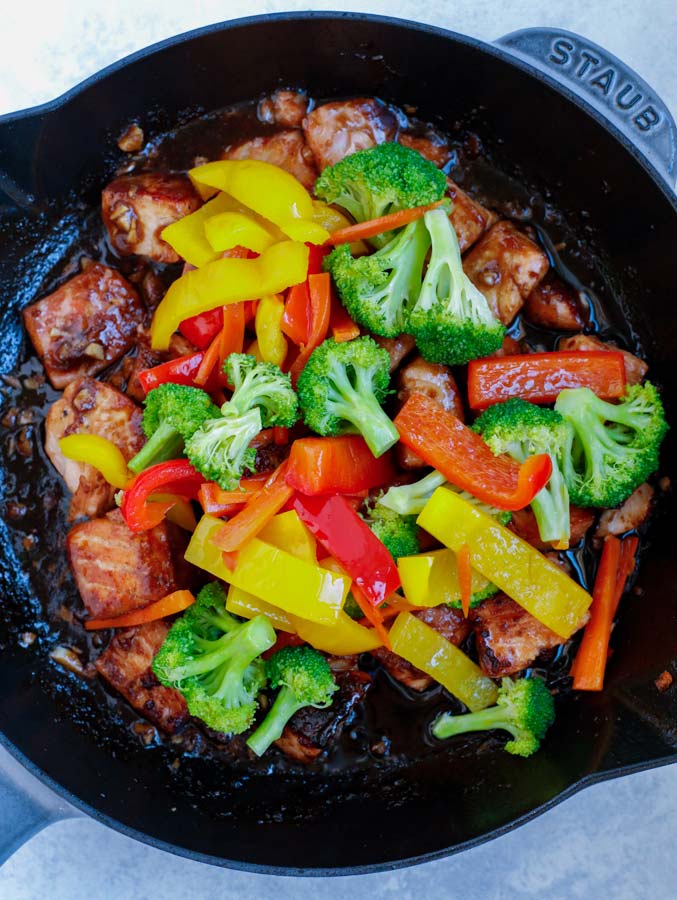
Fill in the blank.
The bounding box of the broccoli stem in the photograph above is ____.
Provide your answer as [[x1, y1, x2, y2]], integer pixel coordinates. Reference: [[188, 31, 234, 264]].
[[433, 706, 516, 741], [246, 686, 304, 757], [329, 364, 399, 458], [529, 456, 571, 548], [128, 421, 185, 473]]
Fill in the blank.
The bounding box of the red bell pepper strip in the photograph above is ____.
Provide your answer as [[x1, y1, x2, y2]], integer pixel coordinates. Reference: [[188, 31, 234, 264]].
[[85, 590, 196, 631], [293, 493, 401, 607], [138, 352, 208, 394], [281, 282, 311, 345], [467, 351, 627, 409], [121, 460, 205, 533], [179, 307, 224, 350], [325, 199, 445, 245], [329, 294, 360, 343], [286, 436, 395, 496], [289, 273, 332, 384], [194, 303, 246, 387], [211, 462, 294, 552], [394, 393, 553, 511]]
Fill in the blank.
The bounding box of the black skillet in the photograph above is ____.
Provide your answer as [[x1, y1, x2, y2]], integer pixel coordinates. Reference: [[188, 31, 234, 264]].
[[1, 13, 676, 876]]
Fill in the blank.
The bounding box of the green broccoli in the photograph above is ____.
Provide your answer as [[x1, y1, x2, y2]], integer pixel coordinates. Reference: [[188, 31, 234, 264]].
[[314, 142, 447, 249], [407, 208, 505, 365], [473, 399, 573, 548], [555, 382, 668, 508], [128, 383, 220, 473], [325, 217, 430, 337], [360, 503, 419, 559], [296, 336, 399, 458], [152, 582, 276, 735], [377, 469, 512, 525], [246, 645, 338, 757], [185, 353, 299, 489], [432, 676, 555, 757]]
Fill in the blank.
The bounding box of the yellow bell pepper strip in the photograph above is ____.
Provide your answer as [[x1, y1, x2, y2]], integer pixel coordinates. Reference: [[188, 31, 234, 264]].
[[150, 495, 198, 532], [204, 211, 278, 254], [150, 240, 309, 351], [389, 613, 498, 711], [186, 514, 349, 625], [58, 434, 132, 489], [291, 612, 382, 655], [226, 584, 296, 633], [418, 488, 593, 638], [161, 192, 238, 267], [255, 295, 288, 367], [189, 160, 330, 244], [398, 549, 494, 608], [259, 509, 316, 563]]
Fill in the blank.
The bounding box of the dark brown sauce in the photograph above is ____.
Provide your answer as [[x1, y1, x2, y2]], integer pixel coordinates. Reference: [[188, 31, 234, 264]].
[[0, 96, 648, 807]]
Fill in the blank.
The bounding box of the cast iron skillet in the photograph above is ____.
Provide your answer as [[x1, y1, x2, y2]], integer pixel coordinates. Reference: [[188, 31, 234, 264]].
[[1, 12, 677, 876]]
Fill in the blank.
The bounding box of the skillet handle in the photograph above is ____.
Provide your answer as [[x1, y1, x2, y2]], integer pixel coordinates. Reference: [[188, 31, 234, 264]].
[[496, 28, 677, 186], [0, 744, 78, 864]]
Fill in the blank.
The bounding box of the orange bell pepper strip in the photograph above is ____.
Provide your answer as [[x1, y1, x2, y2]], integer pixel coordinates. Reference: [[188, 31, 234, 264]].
[[394, 393, 552, 511], [85, 590, 195, 630], [285, 435, 395, 496], [281, 281, 311, 345], [571, 536, 622, 691], [211, 462, 294, 552], [194, 302, 245, 387], [467, 351, 627, 409], [198, 476, 266, 518], [457, 543, 473, 618], [289, 273, 332, 384], [325, 199, 446, 245]]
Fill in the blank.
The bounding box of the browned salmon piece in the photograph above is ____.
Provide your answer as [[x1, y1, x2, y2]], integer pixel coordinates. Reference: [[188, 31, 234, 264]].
[[23, 264, 143, 390], [399, 132, 452, 168], [559, 334, 648, 385], [67, 509, 193, 619], [258, 90, 311, 128], [596, 483, 653, 539], [112, 330, 196, 404], [95, 620, 188, 733], [303, 98, 397, 170], [447, 179, 497, 252], [470, 594, 564, 677], [524, 277, 586, 331], [508, 505, 596, 551], [372, 334, 416, 373], [102, 173, 201, 263], [463, 221, 549, 325], [44, 377, 144, 520], [492, 335, 523, 357], [275, 667, 372, 763], [373, 606, 470, 691], [222, 130, 318, 191]]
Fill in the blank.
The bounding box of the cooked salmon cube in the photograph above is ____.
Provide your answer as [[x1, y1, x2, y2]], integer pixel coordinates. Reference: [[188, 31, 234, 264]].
[[67, 509, 193, 619], [303, 98, 397, 170], [44, 377, 144, 521], [222, 130, 317, 190], [523, 277, 586, 331], [559, 334, 648, 385], [23, 263, 143, 390], [470, 594, 564, 677], [95, 620, 188, 733], [102, 173, 201, 263], [596, 483, 653, 539], [463, 221, 549, 325], [447, 179, 497, 252], [258, 89, 311, 128], [398, 132, 452, 169], [508, 505, 595, 551]]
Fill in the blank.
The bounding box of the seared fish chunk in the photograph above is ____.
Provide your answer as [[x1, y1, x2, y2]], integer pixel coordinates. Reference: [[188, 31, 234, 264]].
[[222, 129, 317, 190], [303, 98, 397, 170]]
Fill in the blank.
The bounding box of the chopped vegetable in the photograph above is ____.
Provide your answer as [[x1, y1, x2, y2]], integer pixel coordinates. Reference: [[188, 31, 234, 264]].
[[226, 585, 296, 634], [137, 351, 210, 394], [360, 503, 420, 560], [325, 199, 446, 246], [389, 612, 498, 711], [418, 487, 592, 637], [255, 295, 288, 367], [194, 302, 246, 386], [152, 582, 276, 734], [289, 272, 332, 381], [432, 676, 555, 757], [58, 434, 131, 489], [291, 611, 382, 655], [398, 549, 496, 609], [120, 459, 205, 532], [285, 435, 395, 496], [394, 393, 553, 511], [377, 469, 512, 524], [161, 192, 239, 267], [246, 646, 338, 756], [467, 351, 627, 409], [204, 210, 278, 254], [258, 509, 317, 563], [85, 589, 196, 630], [297, 336, 399, 458], [197, 478, 264, 518], [555, 382, 668, 508], [179, 306, 224, 350]]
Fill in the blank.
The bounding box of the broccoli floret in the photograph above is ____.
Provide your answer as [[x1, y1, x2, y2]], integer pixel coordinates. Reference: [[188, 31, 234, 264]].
[[555, 382, 668, 508], [185, 354, 299, 489], [377, 469, 512, 525], [246, 646, 338, 756], [128, 383, 219, 473], [296, 336, 399, 458], [314, 142, 446, 249], [432, 676, 555, 757], [361, 504, 419, 559], [474, 399, 573, 548], [325, 217, 430, 337], [152, 582, 276, 735], [408, 208, 505, 365]]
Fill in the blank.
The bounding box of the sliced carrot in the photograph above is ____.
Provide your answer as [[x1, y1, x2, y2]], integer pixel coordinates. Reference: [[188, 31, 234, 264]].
[[193, 325, 224, 387], [330, 293, 360, 342], [325, 200, 445, 246], [352, 586, 391, 650], [457, 543, 473, 618], [211, 462, 294, 552], [194, 303, 245, 387], [289, 273, 332, 384], [85, 590, 195, 630], [198, 481, 262, 518]]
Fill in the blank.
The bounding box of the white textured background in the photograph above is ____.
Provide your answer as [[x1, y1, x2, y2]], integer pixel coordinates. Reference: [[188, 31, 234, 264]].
[[1, 2, 676, 898]]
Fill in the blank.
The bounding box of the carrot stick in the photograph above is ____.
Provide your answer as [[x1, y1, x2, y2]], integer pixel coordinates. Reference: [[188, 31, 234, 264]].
[[198, 480, 263, 517], [352, 586, 391, 649], [194, 303, 245, 387], [329, 293, 360, 343], [457, 543, 473, 618], [325, 200, 445, 245], [211, 461, 294, 552], [193, 323, 224, 386], [85, 589, 195, 630], [571, 536, 622, 690]]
